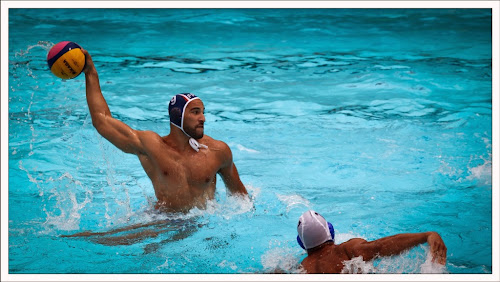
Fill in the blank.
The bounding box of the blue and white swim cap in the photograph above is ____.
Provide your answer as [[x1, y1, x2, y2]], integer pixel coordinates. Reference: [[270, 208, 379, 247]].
[[168, 93, 200, 137], [168, 93, 208, 152], [297, 210, 335, 250]]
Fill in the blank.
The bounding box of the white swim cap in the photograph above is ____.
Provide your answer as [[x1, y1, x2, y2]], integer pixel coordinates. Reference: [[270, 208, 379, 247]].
[[297, 210, 334, 250]]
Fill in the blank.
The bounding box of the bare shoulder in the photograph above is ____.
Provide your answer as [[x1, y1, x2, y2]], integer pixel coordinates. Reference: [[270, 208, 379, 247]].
[[339, 238, 369, 258], [137, 130, 163, 140], [202, 136, 233, 167], [342, 238, 368, 246], [203, 136, 231, 153], [135, 130, 164, 148]]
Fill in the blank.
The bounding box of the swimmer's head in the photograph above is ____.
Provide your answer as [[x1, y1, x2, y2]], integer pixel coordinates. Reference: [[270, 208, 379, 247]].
[[297, 210, 335, 250], [168, 93, 201, 137]]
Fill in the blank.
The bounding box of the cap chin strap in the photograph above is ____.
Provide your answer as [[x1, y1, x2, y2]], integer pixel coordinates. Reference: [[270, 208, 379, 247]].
[[171, 122, 208, 152], [189, 138, 208, 152]]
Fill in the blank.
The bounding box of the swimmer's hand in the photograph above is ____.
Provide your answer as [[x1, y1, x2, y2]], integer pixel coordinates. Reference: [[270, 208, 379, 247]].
[[81, 49, 96, 74], [427, 231, 447, 265]]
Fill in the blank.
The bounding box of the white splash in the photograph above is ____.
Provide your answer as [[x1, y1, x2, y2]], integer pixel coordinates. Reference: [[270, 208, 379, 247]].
[[218, 260, 238, 271], [41, 172, 93, 232], [420, 250, 448, 274], [236, 144, 259, 153], [156, 257, 174, 270], [182, 185, 257, 221], [276, 193, 311, 213], [370, 245, 448, 274], [246, 184, 261, 197], [466, 154, 492, 185], [341, 256, 376, 274], [15, 41, 53, 57], [261, 244, 302, 273], [18, 160, 43, 196], [436, 159, 462, 179]]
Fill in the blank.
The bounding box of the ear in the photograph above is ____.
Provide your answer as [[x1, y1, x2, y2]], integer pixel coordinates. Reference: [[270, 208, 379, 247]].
[[297, 235, 306, 249]]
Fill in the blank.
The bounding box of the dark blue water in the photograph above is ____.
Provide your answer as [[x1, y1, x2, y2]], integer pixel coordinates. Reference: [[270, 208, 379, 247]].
[[8, 8, 492, 274]]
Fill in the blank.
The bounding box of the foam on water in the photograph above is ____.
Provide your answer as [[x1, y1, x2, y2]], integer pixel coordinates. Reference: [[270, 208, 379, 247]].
[[373, 246, 448, 274], [420, 251, 448, 274], [261, 244, 303, 273], [466, 154, 492, 184], [186, 192, 254, 221], [276, 194, 311, 213], [341, 256, 376, 274], [328, 245, 448, 274]]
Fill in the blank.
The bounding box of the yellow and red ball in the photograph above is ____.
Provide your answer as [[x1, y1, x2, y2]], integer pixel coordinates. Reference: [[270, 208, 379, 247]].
[[47, 41, 85, 79]]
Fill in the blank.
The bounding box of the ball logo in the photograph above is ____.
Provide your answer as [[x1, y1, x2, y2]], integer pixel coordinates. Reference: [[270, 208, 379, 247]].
[[170, 96, 177, 105], [63, 59, 77, 75]]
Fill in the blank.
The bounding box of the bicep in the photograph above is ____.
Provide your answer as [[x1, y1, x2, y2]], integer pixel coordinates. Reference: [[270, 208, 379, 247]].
[[94, 114, 144, 155]]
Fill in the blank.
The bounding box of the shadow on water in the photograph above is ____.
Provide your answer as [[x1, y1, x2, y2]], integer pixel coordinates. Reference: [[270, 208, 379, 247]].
[[60, 218, 202, 254]]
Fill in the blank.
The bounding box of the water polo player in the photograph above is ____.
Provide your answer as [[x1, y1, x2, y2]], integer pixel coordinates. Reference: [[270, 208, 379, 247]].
[[80, 49, 248, 212], [296, 210, 447, 274]]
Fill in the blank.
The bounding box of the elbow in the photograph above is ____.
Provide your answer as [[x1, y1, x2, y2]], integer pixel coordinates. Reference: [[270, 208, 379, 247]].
[[90, 113, 106, 129], [92, 118, 104, 132], [91, 113, 108, 133]]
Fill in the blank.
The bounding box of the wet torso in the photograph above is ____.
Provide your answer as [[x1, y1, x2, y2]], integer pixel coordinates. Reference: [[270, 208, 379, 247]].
[[136, 131, 225, 212]]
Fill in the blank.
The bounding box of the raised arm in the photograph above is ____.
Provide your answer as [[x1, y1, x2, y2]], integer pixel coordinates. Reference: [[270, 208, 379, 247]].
[[82, 49, 144, 155], [346, 231, 446, 264], [217, 143, 248, 196]]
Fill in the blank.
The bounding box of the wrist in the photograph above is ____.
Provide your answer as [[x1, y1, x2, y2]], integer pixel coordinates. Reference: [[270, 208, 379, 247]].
[[84, 67, 97, 76]]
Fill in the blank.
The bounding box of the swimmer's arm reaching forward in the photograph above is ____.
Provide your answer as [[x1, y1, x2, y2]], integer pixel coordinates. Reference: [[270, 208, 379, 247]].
[[82, 49, 146, 155], [343, 231, 447, 265]]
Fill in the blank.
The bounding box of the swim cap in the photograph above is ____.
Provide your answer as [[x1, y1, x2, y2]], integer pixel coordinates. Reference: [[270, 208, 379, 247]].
[[168, 93, 200, 137], [297, 210, 335, 250]]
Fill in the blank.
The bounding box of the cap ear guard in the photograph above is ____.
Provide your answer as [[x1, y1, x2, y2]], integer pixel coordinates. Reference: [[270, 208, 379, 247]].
[[297, 235, 306, 249], [328, 222, 335, 243], [297, 221, 335, 250]]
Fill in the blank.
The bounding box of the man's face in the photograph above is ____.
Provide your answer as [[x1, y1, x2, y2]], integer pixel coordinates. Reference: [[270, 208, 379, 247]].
[[183, 99, 205, 139]]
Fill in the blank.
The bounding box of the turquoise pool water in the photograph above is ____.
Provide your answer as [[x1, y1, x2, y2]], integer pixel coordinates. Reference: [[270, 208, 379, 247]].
[[7, 8, 493, 275]]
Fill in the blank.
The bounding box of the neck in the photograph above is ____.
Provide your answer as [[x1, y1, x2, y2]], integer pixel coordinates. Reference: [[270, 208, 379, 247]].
[[307, 241, 334, 255], [168, 124, 193, 151]]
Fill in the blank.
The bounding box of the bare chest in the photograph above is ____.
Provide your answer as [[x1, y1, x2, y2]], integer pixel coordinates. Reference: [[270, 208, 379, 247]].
[[173, 151, 219, 187], [142, 147, 220, 190]]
